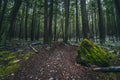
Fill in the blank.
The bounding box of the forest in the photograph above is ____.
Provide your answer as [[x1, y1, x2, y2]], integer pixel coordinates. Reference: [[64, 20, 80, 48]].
[[0, 0, 120, 80]]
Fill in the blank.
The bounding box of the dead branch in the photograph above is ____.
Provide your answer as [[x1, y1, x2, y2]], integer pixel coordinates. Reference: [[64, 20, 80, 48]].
[[29, 45, 38, 53]]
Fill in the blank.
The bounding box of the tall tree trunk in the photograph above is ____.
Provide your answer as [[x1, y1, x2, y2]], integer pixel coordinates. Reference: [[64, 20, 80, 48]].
[[19, 7, 25, 40], [0, 0, 8, 32], [8, 0, 22, 40], [76, 0, 79, 42], [114, 0, 120, 40], [0, 0, 2, 10], [48, 0, 53, 44], [91, 12, 94, 40], [97, 0, 105, 44], [54, 5, 57, 41], [31, 3, 36, 41], [113, 7, 119, 41], [80, 0, 89, 39], [94, 10, 98, 42], [114, 0, 120, 17], [25, 2, 29, 41], [35, 15, 40, 40], [64, 0, 70, 43], [44, 0, 48, 44]]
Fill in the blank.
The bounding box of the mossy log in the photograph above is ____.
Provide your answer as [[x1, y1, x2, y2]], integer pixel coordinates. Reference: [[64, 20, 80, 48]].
[[76, 39, 110, 67], [94, 66, 120, 72]]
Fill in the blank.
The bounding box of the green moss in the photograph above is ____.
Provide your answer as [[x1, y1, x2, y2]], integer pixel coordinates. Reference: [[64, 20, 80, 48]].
[[19, 52, 35, 60], [5, 63, 19, 75], [0, 50, 35, 79], [77, 39, 110, 67]]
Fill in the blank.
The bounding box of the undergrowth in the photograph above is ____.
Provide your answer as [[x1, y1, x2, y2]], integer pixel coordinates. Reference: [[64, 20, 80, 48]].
[[0, 50, 35, 79]]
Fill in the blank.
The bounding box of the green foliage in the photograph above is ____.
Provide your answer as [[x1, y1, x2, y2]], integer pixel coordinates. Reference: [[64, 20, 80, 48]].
[[0, 50, 35, 79], [19, 52, 35, 60], [76, 39, 111, 67]]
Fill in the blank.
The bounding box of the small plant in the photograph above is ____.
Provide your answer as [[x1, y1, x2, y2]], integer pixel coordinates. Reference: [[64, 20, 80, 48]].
[[76, 39, 111, 67]]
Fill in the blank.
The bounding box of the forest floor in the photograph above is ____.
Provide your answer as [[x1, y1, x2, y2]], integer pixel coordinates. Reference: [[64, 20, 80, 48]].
[[8, 42, 120, 80]]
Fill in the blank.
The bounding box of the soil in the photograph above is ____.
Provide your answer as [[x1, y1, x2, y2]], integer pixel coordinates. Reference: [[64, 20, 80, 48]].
[[9, 42, 119, 80]]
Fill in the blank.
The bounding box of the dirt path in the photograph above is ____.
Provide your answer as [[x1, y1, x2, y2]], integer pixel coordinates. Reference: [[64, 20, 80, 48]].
[[10, 42, 89, 80]]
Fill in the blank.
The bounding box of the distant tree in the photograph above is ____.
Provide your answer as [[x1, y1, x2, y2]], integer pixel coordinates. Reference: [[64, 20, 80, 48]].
[[54, 1, 57, 41], [114, 0, 120, 16], [25, 1, 29, 41], [64, 0, 70, 43], [76, 0, 79, 42], [31, 2, 36, 41], [44, 0, 48, 44], [48, 0, 54, 44], [80, 0, 89, 39], [19, 7, 25, 40], [114, 0, 120, 40], [97, 0, 105, 44]]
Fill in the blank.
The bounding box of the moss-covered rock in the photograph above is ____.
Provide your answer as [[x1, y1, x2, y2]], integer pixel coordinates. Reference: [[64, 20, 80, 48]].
[[76, 39, 110, 67]]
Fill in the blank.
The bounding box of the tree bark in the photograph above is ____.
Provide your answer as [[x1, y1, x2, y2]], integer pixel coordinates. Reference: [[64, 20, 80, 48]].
[[64, 0, 70, 43], [8, 0, 22, 40], [0, 0, 2, 10], [19, 7, 25, 40], [80, 0, 89, 39], [25, 2, 29, 41], [31, 3, 36, 41], [76, 0, 79, 42], [54, 5, 57, 41], [48, 0, 54, 44], [114, 0, 120, 40], [114, 0, 120, 17], [44, 0, 48, 44], [97, 0, 105, 44], [0, 0, 8, 32]]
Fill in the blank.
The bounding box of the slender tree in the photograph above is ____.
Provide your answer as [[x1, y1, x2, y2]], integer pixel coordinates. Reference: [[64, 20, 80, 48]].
[[80, 0, 89, 39], [48, 0, 54, 44], [25, 1, 29, 41], [97, 0, 105, 44], [44, 0, 48, 44], [19, 7, 25, 40], [64, 0, 70, 43], [114, 0, 120, 40], [54, 1, 57, 41], [76, 0, 79, 42], [31, 3, 36, 41], [114, 0, 120, 16]]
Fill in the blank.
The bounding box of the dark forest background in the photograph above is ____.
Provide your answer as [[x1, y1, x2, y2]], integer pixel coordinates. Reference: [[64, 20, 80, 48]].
[[0, 0, 120, 45]]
